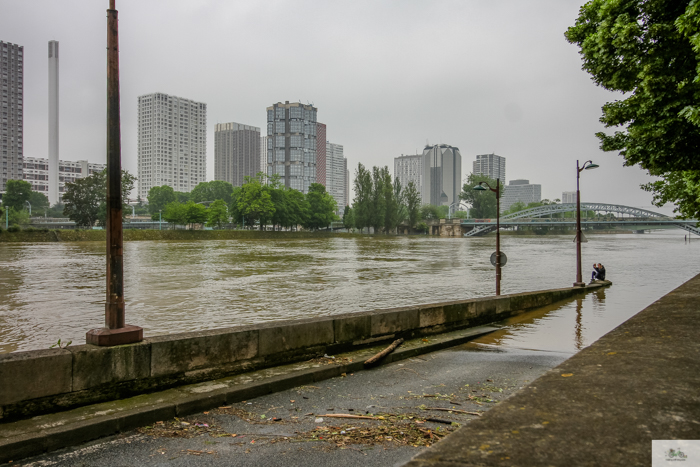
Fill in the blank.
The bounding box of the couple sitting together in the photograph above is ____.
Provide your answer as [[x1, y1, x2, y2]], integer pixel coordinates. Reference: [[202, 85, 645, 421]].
[[591, 263, 606, 283]]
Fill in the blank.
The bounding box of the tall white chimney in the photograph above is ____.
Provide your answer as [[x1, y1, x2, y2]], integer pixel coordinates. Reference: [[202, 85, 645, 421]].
[[48, 40, 59, 206]]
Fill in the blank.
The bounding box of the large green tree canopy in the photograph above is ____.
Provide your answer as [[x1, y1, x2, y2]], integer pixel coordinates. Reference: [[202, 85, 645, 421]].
[[565, 0, 700, 218]]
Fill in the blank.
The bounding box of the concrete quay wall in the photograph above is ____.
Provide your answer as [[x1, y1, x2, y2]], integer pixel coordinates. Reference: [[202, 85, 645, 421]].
[[0, 284, 605, 422]]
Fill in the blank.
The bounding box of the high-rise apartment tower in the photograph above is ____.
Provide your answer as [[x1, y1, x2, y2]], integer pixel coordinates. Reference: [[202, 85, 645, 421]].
[[214, 122, 260, 187], [1, 41, 24, 194], [394, 154, 422, 193], [326, 141, 346, 214], [421, 144, 462, 207], [473, 153, 506, 183], [266, 101, 317, 193], [316, 123, 326, 186], [259, 135, 268, 178], [137, 93, 207, 199]]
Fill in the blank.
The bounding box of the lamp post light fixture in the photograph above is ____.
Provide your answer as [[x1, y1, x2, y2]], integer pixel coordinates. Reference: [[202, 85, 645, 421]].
[[473, 179, 502, 295], [26, 201, 31, 216], [574, 160, 599, 287]]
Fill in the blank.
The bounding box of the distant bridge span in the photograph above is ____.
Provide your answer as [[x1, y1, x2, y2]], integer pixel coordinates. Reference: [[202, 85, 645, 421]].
[[463, 203, 700, 237]]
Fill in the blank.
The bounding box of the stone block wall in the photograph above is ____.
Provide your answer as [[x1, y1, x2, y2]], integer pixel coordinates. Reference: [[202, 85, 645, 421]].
[[0, 286, 593, 422]]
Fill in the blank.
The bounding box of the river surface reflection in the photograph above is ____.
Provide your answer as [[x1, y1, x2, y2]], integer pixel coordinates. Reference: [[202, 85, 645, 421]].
[[0, 231, 698, 353]]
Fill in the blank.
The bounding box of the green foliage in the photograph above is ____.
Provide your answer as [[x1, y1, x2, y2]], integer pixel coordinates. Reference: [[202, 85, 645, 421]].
[[29, 192, 50, 212], [304, 183, 337, 230], [369, 166, 387, 233], [419, 204, 441, 220], [404, 181, 421, 229], [643, 170, 700, 219], [343, 205, 355, 230], [453, 210, 469, 218], [6, 207, 30, 227], [175, 191, 190, 203], [506, 201, 527, 214], [237, 174, 275, 227], [206, 199, 229, 229], [3, 179, 32, 211], [565, 0, 700, 218], [46, 202, 67, 218], [62, 169, 136, 228], [147, 185, 176, 219], [353, 163, 373, 232], [190, 180, 234, 205], [162, 201, 187, 226], [459, 174, 503, 219]]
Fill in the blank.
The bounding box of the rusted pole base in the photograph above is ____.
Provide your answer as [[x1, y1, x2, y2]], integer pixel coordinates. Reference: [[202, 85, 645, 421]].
[[573, 282, 586, 287], [86, 325, 143, 346]]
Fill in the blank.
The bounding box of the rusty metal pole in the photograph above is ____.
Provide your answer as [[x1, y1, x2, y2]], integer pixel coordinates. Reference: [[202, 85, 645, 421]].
[[105, 0, 124, 330], [86, 0, 143, 346]]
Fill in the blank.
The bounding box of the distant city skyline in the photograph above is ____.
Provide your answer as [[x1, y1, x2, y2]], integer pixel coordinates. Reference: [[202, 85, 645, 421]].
[[0, 1, 671, 213]]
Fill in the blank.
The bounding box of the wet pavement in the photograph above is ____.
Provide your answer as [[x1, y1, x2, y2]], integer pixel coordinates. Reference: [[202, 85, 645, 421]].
[[13, 342, 570, 466]]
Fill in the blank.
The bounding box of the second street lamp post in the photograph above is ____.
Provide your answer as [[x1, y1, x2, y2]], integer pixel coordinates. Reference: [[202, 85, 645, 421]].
[[474, 179, 502, 295], [574, 160, 599, 287]]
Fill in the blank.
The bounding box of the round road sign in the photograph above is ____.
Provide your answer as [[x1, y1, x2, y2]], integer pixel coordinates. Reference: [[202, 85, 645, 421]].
[[490, 251, 507, 267]]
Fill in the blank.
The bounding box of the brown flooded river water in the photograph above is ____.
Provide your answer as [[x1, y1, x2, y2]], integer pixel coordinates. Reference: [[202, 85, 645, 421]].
[[1, 231, 698, 354]]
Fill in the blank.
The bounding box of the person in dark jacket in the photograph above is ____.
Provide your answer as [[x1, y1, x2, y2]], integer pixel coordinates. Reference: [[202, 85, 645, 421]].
[[597, 263, 606, 281], [591, 264, 600, 282]]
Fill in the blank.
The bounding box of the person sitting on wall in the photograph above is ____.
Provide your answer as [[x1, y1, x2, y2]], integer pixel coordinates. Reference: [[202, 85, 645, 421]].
[[597, 263, 606, 281], [591, 264, 600, 282]]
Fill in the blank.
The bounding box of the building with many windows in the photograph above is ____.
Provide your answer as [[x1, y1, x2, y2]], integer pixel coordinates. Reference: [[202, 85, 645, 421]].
[[501, 179, 542, 212], [562, 191, 576, 204], [473, 153, 506, 183], [22, 157, 105, 200], [214, 122, 260, 187], [316, 123, 326, 186], [137, 93, 207, 199], [421, 144, 462, 207], [1, 41, 24, 194], [344, 159, 349, 212], [259, 135, 268, 178], [394, 154, 422, 193], [266, 101, 317, 193], [326, 141, 347, 214]]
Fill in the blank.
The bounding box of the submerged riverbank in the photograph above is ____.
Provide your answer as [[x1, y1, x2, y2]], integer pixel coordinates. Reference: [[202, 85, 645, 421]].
[[0, 229, 362, 242], [0, 227, 650, 242]]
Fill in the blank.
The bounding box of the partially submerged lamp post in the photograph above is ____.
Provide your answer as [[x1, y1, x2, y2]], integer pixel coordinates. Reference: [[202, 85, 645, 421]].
[[474, 179, 502, 295], [573, 160, 599, 287], [86, 0, 143, 346]]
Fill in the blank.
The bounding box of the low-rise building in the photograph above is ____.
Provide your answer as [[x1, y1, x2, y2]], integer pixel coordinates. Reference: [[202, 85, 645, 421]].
[[501, 179, 541, 212], [22, 157, 106, 202]]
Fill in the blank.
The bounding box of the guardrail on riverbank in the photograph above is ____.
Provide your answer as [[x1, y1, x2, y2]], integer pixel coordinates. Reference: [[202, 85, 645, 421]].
[[0, 283, 610, 422]]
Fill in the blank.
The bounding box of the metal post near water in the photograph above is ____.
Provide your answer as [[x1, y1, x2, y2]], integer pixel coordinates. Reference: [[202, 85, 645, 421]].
[[574, 159, 599, 287], [86, 0, 142, 346], [474, 179, 502, 295], [159, 210, 162, 230]]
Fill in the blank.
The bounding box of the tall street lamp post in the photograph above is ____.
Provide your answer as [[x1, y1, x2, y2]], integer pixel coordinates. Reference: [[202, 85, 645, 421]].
[[86, 0, 142, 346], [574, 160, 599, 287], [159, 209, 162, 231], [474, 179, 502, 295], [26, 201, 31, 216]]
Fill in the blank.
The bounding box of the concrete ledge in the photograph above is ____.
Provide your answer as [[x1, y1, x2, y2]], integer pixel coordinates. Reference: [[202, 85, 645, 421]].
[[403, 276, 698, 466], [0, 324, 499, 464], [0, 283, 609, 423], [0, 349, 72, 406]]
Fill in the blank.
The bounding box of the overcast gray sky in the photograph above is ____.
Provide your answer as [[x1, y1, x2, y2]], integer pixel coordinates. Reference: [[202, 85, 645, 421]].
[[1, 0, 669, 212]]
